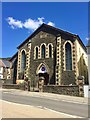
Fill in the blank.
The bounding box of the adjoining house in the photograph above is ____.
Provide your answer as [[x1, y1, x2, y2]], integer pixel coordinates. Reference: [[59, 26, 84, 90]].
[[0, 59, 11, 80]]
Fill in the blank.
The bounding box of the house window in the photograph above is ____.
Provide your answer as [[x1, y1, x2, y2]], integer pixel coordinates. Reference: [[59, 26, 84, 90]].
[[36, 47, 38, 59], [21, 50, 26, 72], [42, 44, 45, 58], [49, 45, 52, 58], [65, 42, 72, 70]]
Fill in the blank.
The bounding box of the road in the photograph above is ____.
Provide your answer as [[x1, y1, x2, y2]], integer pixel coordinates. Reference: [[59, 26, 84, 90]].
[[1, 89, 88, 118], [2, 90, 88, 118]]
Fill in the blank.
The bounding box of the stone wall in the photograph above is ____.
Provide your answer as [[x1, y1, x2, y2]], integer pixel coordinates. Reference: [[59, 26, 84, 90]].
[[61, 71, 76, 85], [3, 79, 13, 84], [29, 31, 56, 86], [43, 85, 79, 96], [2, 84, 24, 90]]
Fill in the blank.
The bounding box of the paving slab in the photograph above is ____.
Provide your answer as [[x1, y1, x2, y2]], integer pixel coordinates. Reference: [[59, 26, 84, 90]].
[[1, 100, 81, 118]]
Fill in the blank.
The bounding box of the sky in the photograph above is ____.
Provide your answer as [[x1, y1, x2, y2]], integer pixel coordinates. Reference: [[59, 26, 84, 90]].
[[2, 2, 88, 58]]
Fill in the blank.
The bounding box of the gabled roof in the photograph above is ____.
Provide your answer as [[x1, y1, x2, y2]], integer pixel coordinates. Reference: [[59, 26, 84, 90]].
[[0, 59, 10, 68], [9, 52, 18, 62], [17, 23, 86, 52], [0, 60, 5, 67], [17, 23, 45, 49], [0, 57, 11, 61]]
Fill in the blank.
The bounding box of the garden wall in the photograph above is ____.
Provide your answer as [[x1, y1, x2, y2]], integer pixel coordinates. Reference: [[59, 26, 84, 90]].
[[43, 85, 79, 96]]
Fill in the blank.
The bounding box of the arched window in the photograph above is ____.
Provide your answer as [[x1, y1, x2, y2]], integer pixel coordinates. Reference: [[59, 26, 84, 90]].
[[65, 42, 72, 70], [42, 44, 45, 58], [36, 47, 38, 59], [49, 45, 52, 58], [21, 50, 26, 72]]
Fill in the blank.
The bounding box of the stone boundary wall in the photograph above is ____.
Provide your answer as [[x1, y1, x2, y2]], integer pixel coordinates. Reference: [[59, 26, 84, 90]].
[[43, 85, 79, 96], [0, 79, 13, 84], [2, 84, 24, 90]]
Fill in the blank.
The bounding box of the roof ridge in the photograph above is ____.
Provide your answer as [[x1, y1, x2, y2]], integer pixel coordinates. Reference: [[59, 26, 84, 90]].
[[43, 23, 76, 36], [17, 23, 86, 52]]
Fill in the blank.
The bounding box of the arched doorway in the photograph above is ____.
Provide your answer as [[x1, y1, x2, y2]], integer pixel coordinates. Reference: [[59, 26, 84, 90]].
[[36, 64, 49, 91], [38, 73, 49, 85]]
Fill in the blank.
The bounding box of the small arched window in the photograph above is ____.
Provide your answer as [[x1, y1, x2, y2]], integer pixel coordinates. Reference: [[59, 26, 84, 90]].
[[36, 47, 38, 59], [65, 42, 72, 70], [42, 44, 45, 58], [49, 45, 52, 58], [21, 50, 26, 72]]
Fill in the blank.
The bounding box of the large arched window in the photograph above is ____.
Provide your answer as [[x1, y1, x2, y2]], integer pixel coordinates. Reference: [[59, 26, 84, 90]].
[[65, 42, 72, 70], [21, 50, 26, 72], [36, 47, 38, 59], [42, 44, 45, 58], [49, 44, 52, 58]]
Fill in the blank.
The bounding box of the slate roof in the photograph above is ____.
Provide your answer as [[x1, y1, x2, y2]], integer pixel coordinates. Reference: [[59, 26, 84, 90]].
[[9, 52, 18, 62], [0, 60, 5, 67], [0, 59, 10, 68], [17, 23, 86, 52]]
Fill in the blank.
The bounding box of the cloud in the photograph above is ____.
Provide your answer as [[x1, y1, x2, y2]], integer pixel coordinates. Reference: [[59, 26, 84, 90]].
[[23, 17, 45, 31], [7, 17, 23, 29], [6, 17, 55, 31], [86, 37, 90, 41], [48, 22, 55, 27]]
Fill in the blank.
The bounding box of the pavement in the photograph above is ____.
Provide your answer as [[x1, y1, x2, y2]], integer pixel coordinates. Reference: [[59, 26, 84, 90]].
[[1, 100, 79, 118]]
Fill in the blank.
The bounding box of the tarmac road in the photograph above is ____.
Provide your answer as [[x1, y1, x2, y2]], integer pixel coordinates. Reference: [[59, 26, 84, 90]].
[[2, 90, 88, 118]]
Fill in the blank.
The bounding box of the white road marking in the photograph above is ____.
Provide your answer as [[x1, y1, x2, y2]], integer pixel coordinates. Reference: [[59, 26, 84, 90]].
[[2, 100, 83, 118], [3, 91, 9, 93], [43, 107, 83, 118], [60, 99, 87, 105]]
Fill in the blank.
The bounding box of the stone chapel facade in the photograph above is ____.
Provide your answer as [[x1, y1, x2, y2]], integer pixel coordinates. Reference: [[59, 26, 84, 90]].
[[15, 23, 88, 88]]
